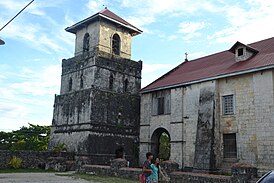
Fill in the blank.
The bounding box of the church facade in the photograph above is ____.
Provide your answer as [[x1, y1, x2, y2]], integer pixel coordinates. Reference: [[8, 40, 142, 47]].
[[139, 38, 274, 173], [49, 8, 142, 165]]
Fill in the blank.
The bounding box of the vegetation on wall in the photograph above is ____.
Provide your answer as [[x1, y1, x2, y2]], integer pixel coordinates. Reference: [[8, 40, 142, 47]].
[[0, 123, 50, 151], [9, 156, 23, 169]]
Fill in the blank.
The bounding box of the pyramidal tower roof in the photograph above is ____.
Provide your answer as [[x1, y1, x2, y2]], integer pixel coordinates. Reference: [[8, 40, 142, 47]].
[[65, 7, 142, 35]]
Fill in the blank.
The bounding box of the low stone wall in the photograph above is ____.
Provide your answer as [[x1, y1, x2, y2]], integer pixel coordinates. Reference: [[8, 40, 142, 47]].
[[79, 164, 112, 175], [79, 164, 142, 180], [231, 163, 258, 182], [0, 150, 74, 170], [117, 167, 142, 180], [0, 151, 260, 183], [170, 172, 231, 183], [79, 162, 259, 183]]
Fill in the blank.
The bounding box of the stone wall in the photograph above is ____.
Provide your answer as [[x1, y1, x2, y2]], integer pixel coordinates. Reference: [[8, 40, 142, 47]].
[[140, 70, 274, 173], [253, 71, 274, 173], [79, 161, 258, 183], [60, 49, 142, 94], [193, 84, 216, 171], [170, 172, 231, 183], [139, 81, 216, 169], [0, 150, 74, 169], [217, 71, 274, 173], [50, 88, 140, 166]]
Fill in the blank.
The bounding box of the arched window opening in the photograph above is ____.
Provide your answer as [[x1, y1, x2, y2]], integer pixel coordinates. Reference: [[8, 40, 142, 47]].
[[69, 77, 72, 91], [112, 34, 120, 55], [80, 74, 84, 89], [109, 74, 114, 90], [124, 79, 129, 93], [83, 33, 90, 52]]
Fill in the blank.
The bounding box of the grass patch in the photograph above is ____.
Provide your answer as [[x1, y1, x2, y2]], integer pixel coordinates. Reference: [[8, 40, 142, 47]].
[[58, 173, 139, 183], [0, 168, 56, 173]]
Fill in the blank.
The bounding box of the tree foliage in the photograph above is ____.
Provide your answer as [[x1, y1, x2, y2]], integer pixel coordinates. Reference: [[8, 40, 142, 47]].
[[159, 132, 170, 161], [0, 123, 50, 151]]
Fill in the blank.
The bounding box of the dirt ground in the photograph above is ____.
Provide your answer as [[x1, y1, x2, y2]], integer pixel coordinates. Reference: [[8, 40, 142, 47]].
[[0, 172, 96, 183]]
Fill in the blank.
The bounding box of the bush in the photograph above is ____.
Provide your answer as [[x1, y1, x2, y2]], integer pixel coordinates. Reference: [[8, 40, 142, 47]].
[[53, 143, 66, 153], [9, 156, 23, 169]]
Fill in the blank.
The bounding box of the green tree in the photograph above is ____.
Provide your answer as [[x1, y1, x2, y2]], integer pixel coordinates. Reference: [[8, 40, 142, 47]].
[[158, 132, 170, 161], [0, 123, 50, 151]]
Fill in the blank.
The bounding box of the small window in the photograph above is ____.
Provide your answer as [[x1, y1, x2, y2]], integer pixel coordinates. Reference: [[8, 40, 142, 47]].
[[222, 95, 234, 115], [109, 74, 114, 90], [152, 90, 171, 116], [157, 97, 165, 115], [69, 78, 72, 91], [112, 34, 120, 55], [237, 48, 243, 56], [124, 79, 128, 93], [223, 133, 237, 158], [80, 74, 84, 89], [83, 33, 90, 52]]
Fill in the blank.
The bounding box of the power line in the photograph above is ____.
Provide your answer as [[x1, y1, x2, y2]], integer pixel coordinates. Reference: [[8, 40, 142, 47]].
[[0, 0, 35, 32]]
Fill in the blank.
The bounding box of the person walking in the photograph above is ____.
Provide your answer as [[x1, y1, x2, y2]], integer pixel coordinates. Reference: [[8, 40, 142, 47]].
[[150, 157, 169, 183], [142, 152, 153, 183]]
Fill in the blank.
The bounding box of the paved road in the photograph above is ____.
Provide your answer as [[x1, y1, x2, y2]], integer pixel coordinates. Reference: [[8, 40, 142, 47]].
[[0, 173, 96, 183]]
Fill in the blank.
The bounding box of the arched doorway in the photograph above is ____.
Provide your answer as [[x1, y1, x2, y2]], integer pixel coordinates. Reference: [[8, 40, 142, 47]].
[[151, 128, 171, 161]]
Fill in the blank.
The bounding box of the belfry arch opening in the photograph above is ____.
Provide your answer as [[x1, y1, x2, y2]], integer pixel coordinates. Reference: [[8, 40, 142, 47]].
[[83, 33, 90, 52], [112, 33, 120, 55], [151, 128, 171, 161]]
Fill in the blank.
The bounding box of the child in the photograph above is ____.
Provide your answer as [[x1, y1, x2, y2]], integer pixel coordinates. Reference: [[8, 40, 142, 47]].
[[150, 157, 169, 183]]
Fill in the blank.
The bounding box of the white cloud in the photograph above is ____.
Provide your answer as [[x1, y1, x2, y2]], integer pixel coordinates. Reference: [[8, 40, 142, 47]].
[[0, 97, 53, 132], [167, 35, 178, 41], [118, 0, 219, 35], [10, 65, 61, 96], [188, 51, 207, 60], [177, 22, 206, 41], [178, 22, 206, 34], [0, 0, 30, 12], [0, 64, 61, 131], [0, 74, 6, 80], [86, 0, 108, 15], [208, 0, 274, 44], [126, 16, 155, 29], [142, 62, 179, 87], [0, 0, 74, 56]]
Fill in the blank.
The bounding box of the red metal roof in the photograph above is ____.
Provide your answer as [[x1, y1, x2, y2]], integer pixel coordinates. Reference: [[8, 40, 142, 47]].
[[66, 8, 142, 35], [141, 37, 274, 93], [99, 8, 142, 34]]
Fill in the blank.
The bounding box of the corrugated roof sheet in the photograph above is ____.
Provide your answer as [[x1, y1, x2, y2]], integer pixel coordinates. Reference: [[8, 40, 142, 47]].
[[142, 37, 274, 93]]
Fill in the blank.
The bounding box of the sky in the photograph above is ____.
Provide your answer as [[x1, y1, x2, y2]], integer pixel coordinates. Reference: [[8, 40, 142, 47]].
[[0, 0, 274, 131]]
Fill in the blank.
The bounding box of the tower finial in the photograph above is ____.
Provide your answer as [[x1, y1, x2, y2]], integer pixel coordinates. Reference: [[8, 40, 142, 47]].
[[185, 52, 188, 62]]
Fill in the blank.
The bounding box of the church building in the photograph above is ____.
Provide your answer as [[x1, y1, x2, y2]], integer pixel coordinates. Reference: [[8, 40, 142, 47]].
[[49, 8, 142, 165], [139, 37, 274, 174], [49, 7, 274, 174]]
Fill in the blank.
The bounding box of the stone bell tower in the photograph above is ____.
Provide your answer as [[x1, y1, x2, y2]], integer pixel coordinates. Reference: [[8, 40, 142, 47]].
[[49, 8, 142, 165]]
